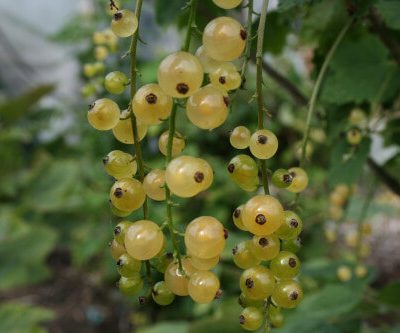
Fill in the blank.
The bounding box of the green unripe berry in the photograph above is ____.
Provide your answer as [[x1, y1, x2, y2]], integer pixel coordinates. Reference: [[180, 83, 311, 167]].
[[118, 275, 143, 296], [239, 307, 263, 331], [152, 281, 175, 306], [117, 253, 141, 277], [272, 168, 293, 188], [105, 71, 129, 94]]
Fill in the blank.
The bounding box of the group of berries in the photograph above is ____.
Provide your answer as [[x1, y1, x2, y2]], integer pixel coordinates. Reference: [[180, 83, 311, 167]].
[[346, 108, 367, 146], [85, 0, 309, 330]]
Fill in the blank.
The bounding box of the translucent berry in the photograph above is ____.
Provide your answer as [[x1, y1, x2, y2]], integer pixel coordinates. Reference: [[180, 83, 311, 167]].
[[184, 216, 225, 259], [272, 280, 303, 308], [88, 98, 120, 131], [355, 264, 367, 278], [337, 265, 352, 282], [195, 45, 223, 73], [281, 237, 302, 253], [251, 234, 280, 261], [158, 131, 185, 157], [111, 10, 138, 38], [103, 150, 137, 179], [118, 275, 143, 296], [209, 62, 241, 92], [164, 259, 197, 296], [132, 83, 173, 125], [347, 127, 362, 145], [124, 220, 164, 260], [112, 110, 148, 144], [271, 168, 293, 188], [188, 253, 219, 271], [188, 271, 220, 304], [242, 195, 284, 236], [227, 155, 259, 192], [203, 17, 246, 61], [240, 265, 275, 300], [143, 169, 166, 201], [110, 239, 126, 260], [157, 51, 204, 98], [232, 241, 260, 269], [212, 0, 243, 9], [239, 307, 263, 331], [276, 211, 303, 240], [104, 71, 129, 94], [110, 178, 146, 212], [232, 205, 247, 231], [286, 167, 308, 193], [269, 306, 284, 328], [249, 129, 278, 160], [186, 84, 229, 130], [230, 126, 251, 149], [95, 46, 109, 61], [152, 281, 175, 306], [114, 220, 133, 245], [270, 251, 301, 279], [117, 253, 141, 277]]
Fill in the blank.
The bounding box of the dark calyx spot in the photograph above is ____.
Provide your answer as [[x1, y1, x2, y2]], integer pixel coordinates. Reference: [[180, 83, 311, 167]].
[[233, 208, 241, 218], [88, 102, 95, 110], [102, 156, 109, 164], [138, 296, 146, 305], [116, 259, 123, 267], [257, 134, 267, 144], [245, 278, 254, 289], [223, 229, 229, 239], [227, 163, 235, 173], [219, 76, 226, 84], [283, 173, 293, 184], [289, 291, 298, 300], [166, 252, 173, 259], [258, 237, 269, 247], [232, 246, 238, 255], [290, 171, 296, 178], [114, 187, 123, 198], [289, 219, 298, 228], [223, 96, 229, 107], [215, 289, 223, 299], [240, 29, 247, 41], [176, 83, 189, 95], [194, 171, 204, 183], [152, 288, 158, 296], [145, 93, 157, 104], [113, 11, 123, 20], [255, 214, 267, 225], [239, 315, 246, 325], [288, 257, 297, 268], [114, 226, 121, 235]]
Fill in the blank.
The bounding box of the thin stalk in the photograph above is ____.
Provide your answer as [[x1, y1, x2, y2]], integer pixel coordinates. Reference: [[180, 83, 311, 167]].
[[240, 0, 254, 82], [255, 0, 270, 195], [164, 0, 198, 272], [299, 19, 353, 168]]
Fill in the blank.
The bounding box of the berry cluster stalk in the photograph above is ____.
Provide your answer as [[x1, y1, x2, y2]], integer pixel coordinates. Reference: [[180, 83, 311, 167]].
[[126, 0, 153, 286], [164, 0, 199, 272], [240, 0, 254, 82], [255, 0, 270, 195]]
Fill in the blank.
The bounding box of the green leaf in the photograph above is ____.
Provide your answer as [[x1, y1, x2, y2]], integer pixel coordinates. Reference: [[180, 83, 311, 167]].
[[375, 1, 400, 30], [0, 85, 54, 125], [383, 118, 400, 146], [0, 302, 54, 333], [321, 36, 399, 104], [329, 137, 371, 186], [137, 322, 188, 333], [277, 0, 313, 12], [155, 0, 187, 26], [378, 282, 400, 307]]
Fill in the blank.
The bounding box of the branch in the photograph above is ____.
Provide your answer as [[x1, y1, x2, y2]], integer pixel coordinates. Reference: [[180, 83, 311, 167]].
[[368, 7, 400, 67], [367, 158, 400, 196]]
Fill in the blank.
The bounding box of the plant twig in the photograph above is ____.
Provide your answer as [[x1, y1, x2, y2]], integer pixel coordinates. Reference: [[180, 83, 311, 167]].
[[240, 0, 254, 85], [367, 158, 400, 196]]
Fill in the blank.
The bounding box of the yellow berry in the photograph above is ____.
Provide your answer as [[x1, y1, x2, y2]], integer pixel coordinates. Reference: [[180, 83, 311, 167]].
[[158, 131, 185, 157], [249, 129, 278, 160], [286, 167, 308, 193], [337, 265, 352, 282], [111, 10, 138, 38], [188, 271, 220, 304], [103, 150, 137, 179], [87, 98, 120, 131], [164, 259, 197, 296], [112, 110, 148, 144], [109, 178, 145, 212], [209, 62, 241, 91], [230, 126, 251, 149], [212, 0, 243, 9], [195, 45, 223, 73], [143, 169, 166, 201], [95, 46, 109, 61]]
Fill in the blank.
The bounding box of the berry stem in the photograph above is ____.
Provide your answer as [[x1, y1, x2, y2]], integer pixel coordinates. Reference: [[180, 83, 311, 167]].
[[182, 0, 198, 52], [127, 0, 152, 288], [240, 0, 254, 83], [255, 0, 270, 195], [299, 18, 353, 168]]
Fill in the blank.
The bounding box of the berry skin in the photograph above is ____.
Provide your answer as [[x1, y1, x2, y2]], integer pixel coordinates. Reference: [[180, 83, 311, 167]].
[[111, 10, 138, 38], [114, 220, 133, 245], [143, 169, 166, 201], [188, 271, 220, 304], [349, 108, 367, 126], [337, 265, 352, 282], [203, 17, 246, 61], [124, 220, 164, 260], [184, 216, 225, 259], [251, 234, 280, 261], [232, 241, 260, 269], [347, 127, 362, 145], [112, 110, 148, 144], [238, 293, 264, 309], [88, 98, 120, 131], [242, 195, 284, 236], [272, 280, 303, 308], [330, 191, 346, 206], [95, 46, 109, 61], [335, 184, 350, 198], [110, 178, 146, 212], [286, 167, 308, 193], [213, 0, 243, 9], [195, 45, 223, 73], [281, 237, 302, 253], [329, 205, 344, 220], [158, 131, 185, 157], [132, 84, 173, 125], [269, 306, 284, 328], [110, 239, 126, 260], [232, 205, 247, 231], [83, 63, 98, 78], [157, 51, 204, 98], [230, 126, 251, 149], [164, 259, 197, 296], [239, 307, 263, 331], [117, 253, 141, 277], [227, 155, 259, 192], [104, 71, 129, 94], [118, 275, 143, 296], [240, 265, 275, 300], [209, 62, 241, 92], [186, 85, 229, 130], [270, 251, 301, 279], [249, 129, 279, 160], [103, 150, 137, 180], [276, 211, 303, 240], [166, 156, 213, 198], [188, 253, 219, 271], [272, 169, 293, 188], [152, 281, 175, 306], [355, 264, 367, 278]]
